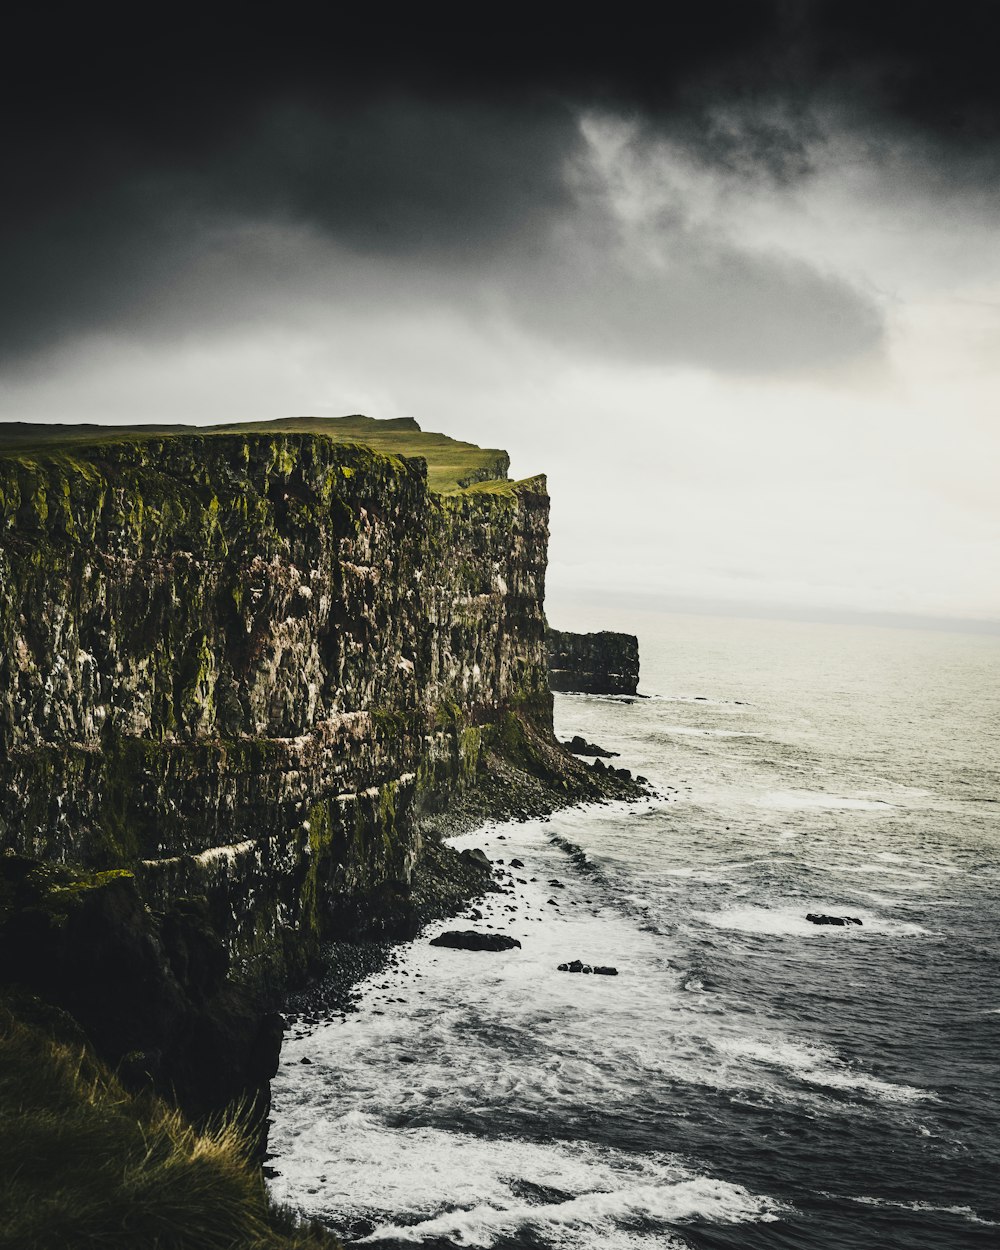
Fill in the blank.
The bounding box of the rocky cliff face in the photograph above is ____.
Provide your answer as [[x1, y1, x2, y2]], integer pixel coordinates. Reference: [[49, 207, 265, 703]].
[[546, 628, 640, 695], [0, 421, 567, 1111]]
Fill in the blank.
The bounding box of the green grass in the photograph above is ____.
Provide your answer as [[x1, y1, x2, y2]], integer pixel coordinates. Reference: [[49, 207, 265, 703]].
[[0, 998, 341, 1250], [0, 414, 512, 495]]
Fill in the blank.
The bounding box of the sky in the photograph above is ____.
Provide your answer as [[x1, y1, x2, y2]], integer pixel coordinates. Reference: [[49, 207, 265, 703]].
[[2, 4, 998, 627]]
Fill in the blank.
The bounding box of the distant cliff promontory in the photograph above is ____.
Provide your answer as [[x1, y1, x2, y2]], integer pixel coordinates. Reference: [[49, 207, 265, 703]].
[[546, 628, 640, 695]]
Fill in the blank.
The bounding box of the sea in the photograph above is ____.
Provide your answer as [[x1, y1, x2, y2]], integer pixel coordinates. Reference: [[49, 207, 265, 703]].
[[268, 611, 1000, 1250]]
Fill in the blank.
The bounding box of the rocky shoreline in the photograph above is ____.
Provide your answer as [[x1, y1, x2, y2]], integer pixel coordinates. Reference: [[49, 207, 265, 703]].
[[281, 741, 646, 1027]]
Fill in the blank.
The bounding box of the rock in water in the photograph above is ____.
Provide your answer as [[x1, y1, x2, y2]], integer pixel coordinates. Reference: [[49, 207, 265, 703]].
[[558, 959, 619, 975], [430, 930, 522, 952], [806, 913, 863, 926], [562, 735, 619, 758]]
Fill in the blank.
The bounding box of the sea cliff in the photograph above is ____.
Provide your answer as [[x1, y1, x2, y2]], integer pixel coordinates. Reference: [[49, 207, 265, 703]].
[[0, 417, 637, 1119]]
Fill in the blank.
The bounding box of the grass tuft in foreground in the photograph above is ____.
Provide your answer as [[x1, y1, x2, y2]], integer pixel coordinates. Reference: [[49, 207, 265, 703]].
[[0, 998, 340, 1250]]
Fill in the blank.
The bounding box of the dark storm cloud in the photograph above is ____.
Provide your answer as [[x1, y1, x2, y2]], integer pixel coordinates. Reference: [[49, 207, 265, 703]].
[[2, 2, 997, 366]]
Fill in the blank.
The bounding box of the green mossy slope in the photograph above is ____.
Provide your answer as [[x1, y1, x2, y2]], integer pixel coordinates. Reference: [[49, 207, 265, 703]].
[[0, 414, 511, 494]]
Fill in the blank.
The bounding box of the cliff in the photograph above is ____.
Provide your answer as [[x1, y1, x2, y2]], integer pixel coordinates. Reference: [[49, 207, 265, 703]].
[[0, 416, 637, 1116], [546, 628, 640, 695]]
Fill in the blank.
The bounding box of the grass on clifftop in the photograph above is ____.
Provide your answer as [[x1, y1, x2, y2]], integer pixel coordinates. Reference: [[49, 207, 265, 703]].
[[0, 414, 512, 495], [0, 999, 340, 1250]]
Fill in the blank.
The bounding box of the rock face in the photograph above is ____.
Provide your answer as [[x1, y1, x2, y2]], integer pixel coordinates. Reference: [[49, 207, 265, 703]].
[[0, 853, 281, 1118], [546, 629, 640, 695], [0, 418, 614, 1111]]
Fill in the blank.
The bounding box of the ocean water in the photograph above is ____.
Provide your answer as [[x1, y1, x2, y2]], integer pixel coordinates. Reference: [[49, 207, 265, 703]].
[[268, 613, 1000, 1249]]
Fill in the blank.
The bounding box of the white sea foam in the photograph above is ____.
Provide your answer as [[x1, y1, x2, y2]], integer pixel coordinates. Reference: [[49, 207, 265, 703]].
[[269, 1120, 785, 1248], [712, 1037, 930, 1105], [839, 1195, 998, 1226], [756, 790, 894, 811], [875, 850, 960, 873], [694, 904, 930, 939], [270, 801, 946, 1246]]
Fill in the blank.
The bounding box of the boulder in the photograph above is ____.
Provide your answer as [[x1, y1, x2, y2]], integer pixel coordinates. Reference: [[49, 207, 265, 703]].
[[806, 913, 863, 927], [562, 735, 618, 758], [429, 930, 522, 952], [460, 847, 491, 869], [558, 959, 618, 975]]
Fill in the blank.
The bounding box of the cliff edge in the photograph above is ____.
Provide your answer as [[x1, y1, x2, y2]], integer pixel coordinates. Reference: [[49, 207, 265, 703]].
[[0, 416, 638, 1117]]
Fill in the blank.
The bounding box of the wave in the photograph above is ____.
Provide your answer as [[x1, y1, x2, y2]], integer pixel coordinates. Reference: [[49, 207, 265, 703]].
[[837, 1195, 998, 1227], [712, 1037, 932, 1105], [270, 1117, 785, 1249], [755, 790, 895, 811], [694, 904, 931, 939]]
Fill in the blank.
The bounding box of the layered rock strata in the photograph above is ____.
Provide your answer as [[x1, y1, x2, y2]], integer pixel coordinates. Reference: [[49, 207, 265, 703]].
[[0, 420, 637, 1114], [546, 628, 640, 695]]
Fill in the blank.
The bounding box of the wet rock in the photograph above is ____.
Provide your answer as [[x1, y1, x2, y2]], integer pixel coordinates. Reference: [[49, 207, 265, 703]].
[[593, 966, 619, 976], [806, 913, 863, 926], [460, 847, 491, 869], [509, 858, 525, 869], [561, 735, 618, 758], [429, 930, 522, 952], [557, 959, 592, 973]]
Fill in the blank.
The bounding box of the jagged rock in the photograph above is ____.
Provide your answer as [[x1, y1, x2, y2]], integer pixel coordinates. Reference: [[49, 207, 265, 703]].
[[806, 913, 863, 926], [429, 930, 522, 952], [562, 735, 618, 758], [546, 629, 640, 695], [460, 848, 491, 869], [509, 858, 525, 868]]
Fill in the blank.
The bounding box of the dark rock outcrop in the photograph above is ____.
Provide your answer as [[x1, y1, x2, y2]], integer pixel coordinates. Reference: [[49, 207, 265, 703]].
[[0, 853, 280, 1119], [429, 930, 521, 952], [562, 734, 618, 757], [557, 959, 618, 975], [546, 628, 640, 695], [806, 913, 863, 926]]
